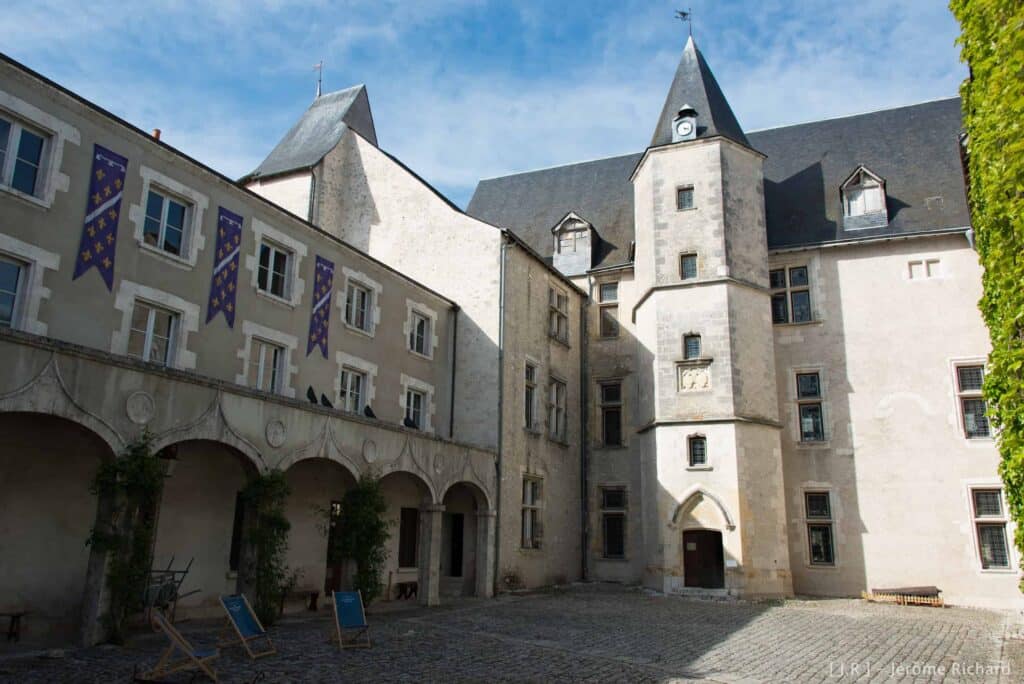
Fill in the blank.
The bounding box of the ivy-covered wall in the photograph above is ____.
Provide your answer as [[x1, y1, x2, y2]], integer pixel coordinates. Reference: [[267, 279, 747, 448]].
[[950, 0, 1024, 582]]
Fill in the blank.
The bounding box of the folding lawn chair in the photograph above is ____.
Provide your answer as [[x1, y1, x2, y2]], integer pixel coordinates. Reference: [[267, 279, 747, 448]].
[[140, 609, 219, 682], [218, 594, 277, 659], [330, 590, 371, 649]]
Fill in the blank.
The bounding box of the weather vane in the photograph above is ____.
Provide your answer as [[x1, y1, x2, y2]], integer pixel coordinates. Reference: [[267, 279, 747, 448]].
[[676, 8, 692, 36], [313, 60, 324, 98]]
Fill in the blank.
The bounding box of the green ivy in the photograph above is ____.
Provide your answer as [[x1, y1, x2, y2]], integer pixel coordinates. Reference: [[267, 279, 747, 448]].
[[86, 432, 164, 644], [332, 475, 391, 606], [950, 0, 1024, 587], [240, 469, 293, 626]]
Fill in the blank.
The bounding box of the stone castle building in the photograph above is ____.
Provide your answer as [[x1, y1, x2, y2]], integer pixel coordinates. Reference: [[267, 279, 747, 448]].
[[0, 36, 1017, 645]]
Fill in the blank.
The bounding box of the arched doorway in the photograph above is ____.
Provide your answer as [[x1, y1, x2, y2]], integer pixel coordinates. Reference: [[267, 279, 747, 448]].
[[0, 413, 115, 645], [683, 529, 725, 588], [440, 482, 488, 597], [378, 470, 433, 602]]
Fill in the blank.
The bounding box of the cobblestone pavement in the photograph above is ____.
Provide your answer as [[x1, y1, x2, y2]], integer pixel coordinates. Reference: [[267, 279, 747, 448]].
[[1, 584, 1020, 683]]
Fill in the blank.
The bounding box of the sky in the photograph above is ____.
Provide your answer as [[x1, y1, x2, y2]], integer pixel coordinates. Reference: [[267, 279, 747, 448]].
[[0, 1, 967, 209]]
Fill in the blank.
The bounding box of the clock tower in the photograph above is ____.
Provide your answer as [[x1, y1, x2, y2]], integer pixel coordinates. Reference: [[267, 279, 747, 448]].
[[671, 104, 698, 142]]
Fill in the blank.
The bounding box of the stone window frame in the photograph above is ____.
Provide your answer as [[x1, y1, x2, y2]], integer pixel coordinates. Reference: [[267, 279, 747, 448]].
[[339, 266, 382, 338], [548, 283, 570, 346], [676, 184, 696, 211], [803, 488, 837, 567], [235, 320, 299, 398], [128, 165, 208, 270], [597, 378, 624, 448], [404, 298, 438, 360], [597, 279, 619, 339], [679, 252, 698, 281], [334, 351, 378, 414], [964, 482, 1015, 574], [686, 432, 711, 471], [399, 373, 435, 434], [793, 366, 829, 445], [599, 485, 628, 560], [244, 219, 307, 309], [951, 359, 992, 442], [521, 475, 544, 551], [111, 280, 200, 370], [523, 355, 541, 433], [0, 232, 59, 335], [547, 374, 568, 443], [906, 256, 942, 281], [0, 87, 80, 209]]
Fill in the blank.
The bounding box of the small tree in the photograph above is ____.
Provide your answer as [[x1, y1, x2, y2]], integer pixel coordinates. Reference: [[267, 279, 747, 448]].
[[334, 475, 391, 605], [241, 469, 292, 626]]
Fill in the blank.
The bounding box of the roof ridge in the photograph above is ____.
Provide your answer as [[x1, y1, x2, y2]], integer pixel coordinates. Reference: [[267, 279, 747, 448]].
[[476, 150, 642, 183], [746, 96, 961, 134]]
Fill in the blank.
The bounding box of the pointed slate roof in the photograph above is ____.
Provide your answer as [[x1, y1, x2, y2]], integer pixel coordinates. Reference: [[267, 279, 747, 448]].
[[649, 36, 749, 148], [244, 85, 378, 180]]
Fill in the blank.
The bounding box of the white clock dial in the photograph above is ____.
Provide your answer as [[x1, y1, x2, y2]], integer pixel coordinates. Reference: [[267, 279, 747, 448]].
[[676, 121, 693, 136]]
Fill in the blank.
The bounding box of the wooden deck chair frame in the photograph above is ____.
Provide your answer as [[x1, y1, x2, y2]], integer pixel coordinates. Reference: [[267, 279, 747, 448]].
[[218, 594, 277, 659], [142, 609, 219, 682], [331, 590, 371, 650]]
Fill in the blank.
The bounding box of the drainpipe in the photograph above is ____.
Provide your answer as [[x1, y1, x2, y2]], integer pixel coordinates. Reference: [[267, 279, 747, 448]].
[[580, 279, 590, 581], [493, 235, 509, 594], [449, 307, 458, 440]]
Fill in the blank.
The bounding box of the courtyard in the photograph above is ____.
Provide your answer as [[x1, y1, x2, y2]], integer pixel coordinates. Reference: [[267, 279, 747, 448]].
[[0, 584, 1020, 683]]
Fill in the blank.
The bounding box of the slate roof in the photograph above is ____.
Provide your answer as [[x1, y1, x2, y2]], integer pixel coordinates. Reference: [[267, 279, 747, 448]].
[[243, 85, 377, 181], [650, 36, 750, 148], [467, 98, 968, 261]]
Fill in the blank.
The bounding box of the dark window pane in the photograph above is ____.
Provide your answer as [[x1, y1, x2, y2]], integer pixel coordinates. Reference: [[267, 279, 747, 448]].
[[800, 403, 824, 441], [0, 292, 15, 328], [688, 437, 706, 466], [163, 225, 182, 255], [791, 290, 812, 322], [797, 373, 820, 399], [808, 524, 834, 564], [769, 269, 786, 289], [805, 492, 831, 518], [677, 187, 694, 210], [957, 366, 984, 392], [600, 305, 619, 337], [771, 293, 788, 323], [17, 129, 43, 164], [684, 335, 701, 359], [145, 191, 164, 222], [0, 259, 21, 294], [973, 490, 1002, 517], [601, 488, 626, 509], [166, 200, 186, 230], [603, 514, 625, 558], [681, 254, 697, 279], [978, 524, 1009, 569], [601, 383, 621, 404], [143, 217, 161, 245], [603, 407, 622, 446], [962, 398, 990, 438], [599, 282, 618, 302], [398, 507, 419, 567], [0, 119, 10, 157], [789, 266, 809, 287], [11, 159, 39, 195]]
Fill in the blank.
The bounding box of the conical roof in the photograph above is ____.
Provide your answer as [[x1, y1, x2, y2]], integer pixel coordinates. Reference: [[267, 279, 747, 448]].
[[649, 36, 749, 148]]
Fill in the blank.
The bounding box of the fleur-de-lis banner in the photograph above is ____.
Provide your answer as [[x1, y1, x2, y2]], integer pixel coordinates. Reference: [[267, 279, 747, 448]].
[[307, 256, 334, 357], [206, 207, 243, 327], [72, 145, 128, 290]]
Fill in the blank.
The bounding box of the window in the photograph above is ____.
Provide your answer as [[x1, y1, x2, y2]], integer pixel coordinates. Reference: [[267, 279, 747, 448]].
[[600, 382, 623, 447], [0, 255, 24, 328], [229, 491, 245, 572], [345, 281, 373, 332], [680, 253, 697, 280], [558, 229, 584, 254], [524, 363, 538, 430], [548, 287, 569, 343], [548, 378, 567, 441], [405, 389, 425, 430], [409, 311, 431, 355], [956, 364, 990, 439], [908, 258, 940, 280], [805, 492, 835, 565], [683, 334, 701, 360], [971, 489, 1010, 570], [797, 371, 825, 442], [843, 169, 885, 217], [257, 242, 291, 299], [0, 114, 48, 198], [676, 185, 694, 211], [398, 507, 419, 568], [127, 300, 177, 366], [339, 367, 366, 413], [247, 338, 284, 393], [142, 188, 190, 257], [770, 266, 812, 324], [600, 487, 626, 559], [688, 435, 707, 467], [599, 282, 619, 338], [521, 478, 542, 549]]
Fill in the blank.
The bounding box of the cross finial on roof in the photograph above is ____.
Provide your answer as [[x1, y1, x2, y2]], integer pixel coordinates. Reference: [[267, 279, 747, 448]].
[[675, 8, 692, 36], [313, 60, 324, 99]]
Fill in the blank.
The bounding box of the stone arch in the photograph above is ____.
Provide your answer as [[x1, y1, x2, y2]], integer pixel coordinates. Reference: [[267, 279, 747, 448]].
[[671, 486, 736, 531], [440, 478, 493, 513], [274, 420, 361, 481], [379, 465, 438, 505], [149, 398, 265, 472]]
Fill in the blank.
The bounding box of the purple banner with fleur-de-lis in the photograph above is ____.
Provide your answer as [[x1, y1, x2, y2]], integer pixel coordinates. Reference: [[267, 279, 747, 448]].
[[307, 255, 334, 357], [205, 207, 243, 327], [72, 145, 128, 290]]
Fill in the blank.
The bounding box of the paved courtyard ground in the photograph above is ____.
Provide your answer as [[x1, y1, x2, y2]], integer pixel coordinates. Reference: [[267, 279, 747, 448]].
[[1, 584, 1021, 683]]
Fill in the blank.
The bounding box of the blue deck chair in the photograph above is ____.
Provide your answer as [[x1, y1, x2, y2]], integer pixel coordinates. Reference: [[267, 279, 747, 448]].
[[331, 591, 371, 649], [218, 594, 276, 659], [142, 609, 219, 682]]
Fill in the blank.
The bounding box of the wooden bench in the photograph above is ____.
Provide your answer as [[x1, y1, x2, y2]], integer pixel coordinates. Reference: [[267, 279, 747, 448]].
[[395, 581, 418, 600]]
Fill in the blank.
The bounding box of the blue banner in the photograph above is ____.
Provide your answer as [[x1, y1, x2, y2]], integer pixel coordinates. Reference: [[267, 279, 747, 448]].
[[72, 145, 128, 290], [206, 207, 243, 327], [307, 255, 334, 357]]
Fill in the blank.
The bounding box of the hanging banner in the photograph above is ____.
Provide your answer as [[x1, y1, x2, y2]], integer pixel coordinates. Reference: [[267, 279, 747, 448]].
[[307, 255, 334, 357], [72, 145, 128, 290], [206, 207, 243, 327]]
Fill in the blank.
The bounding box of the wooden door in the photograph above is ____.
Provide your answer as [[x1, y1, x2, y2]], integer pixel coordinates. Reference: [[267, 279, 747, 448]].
[[683, 529, 725, 588]]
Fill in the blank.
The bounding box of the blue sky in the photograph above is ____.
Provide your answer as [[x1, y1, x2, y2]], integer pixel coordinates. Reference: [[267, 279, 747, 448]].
[[1, 1, 966, 209]]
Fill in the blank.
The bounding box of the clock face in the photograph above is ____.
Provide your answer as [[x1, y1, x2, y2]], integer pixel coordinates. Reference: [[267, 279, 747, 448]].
[[676, 120, 694, 136]]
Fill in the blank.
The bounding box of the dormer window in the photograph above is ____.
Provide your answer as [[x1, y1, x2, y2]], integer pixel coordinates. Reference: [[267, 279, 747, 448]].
[[841, 166, 888, 229], [551, 211, 593, 277]]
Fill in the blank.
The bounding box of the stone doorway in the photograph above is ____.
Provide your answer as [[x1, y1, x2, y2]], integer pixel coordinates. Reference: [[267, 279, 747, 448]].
[[683, 529, 724, 589]]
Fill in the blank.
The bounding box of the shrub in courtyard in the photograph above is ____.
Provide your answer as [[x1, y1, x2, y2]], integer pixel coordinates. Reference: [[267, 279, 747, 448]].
[[241, 469, 292, 626], [333, 474, 390, 605]]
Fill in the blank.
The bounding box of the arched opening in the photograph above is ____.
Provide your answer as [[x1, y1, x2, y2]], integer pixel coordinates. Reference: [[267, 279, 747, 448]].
[[0, 412, 115, 645], [282, 457, 357, 605], [378, 470, 432, 602], [440, 481, 489, 598], [150, 439, 258, 619]]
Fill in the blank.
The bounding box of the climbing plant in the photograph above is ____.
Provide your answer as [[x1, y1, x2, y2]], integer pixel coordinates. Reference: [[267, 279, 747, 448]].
[[332, 474, 391, 606], [950, 0, 1024, 586], [86, 431, 164, 644], [240, 469, 293, 626]]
